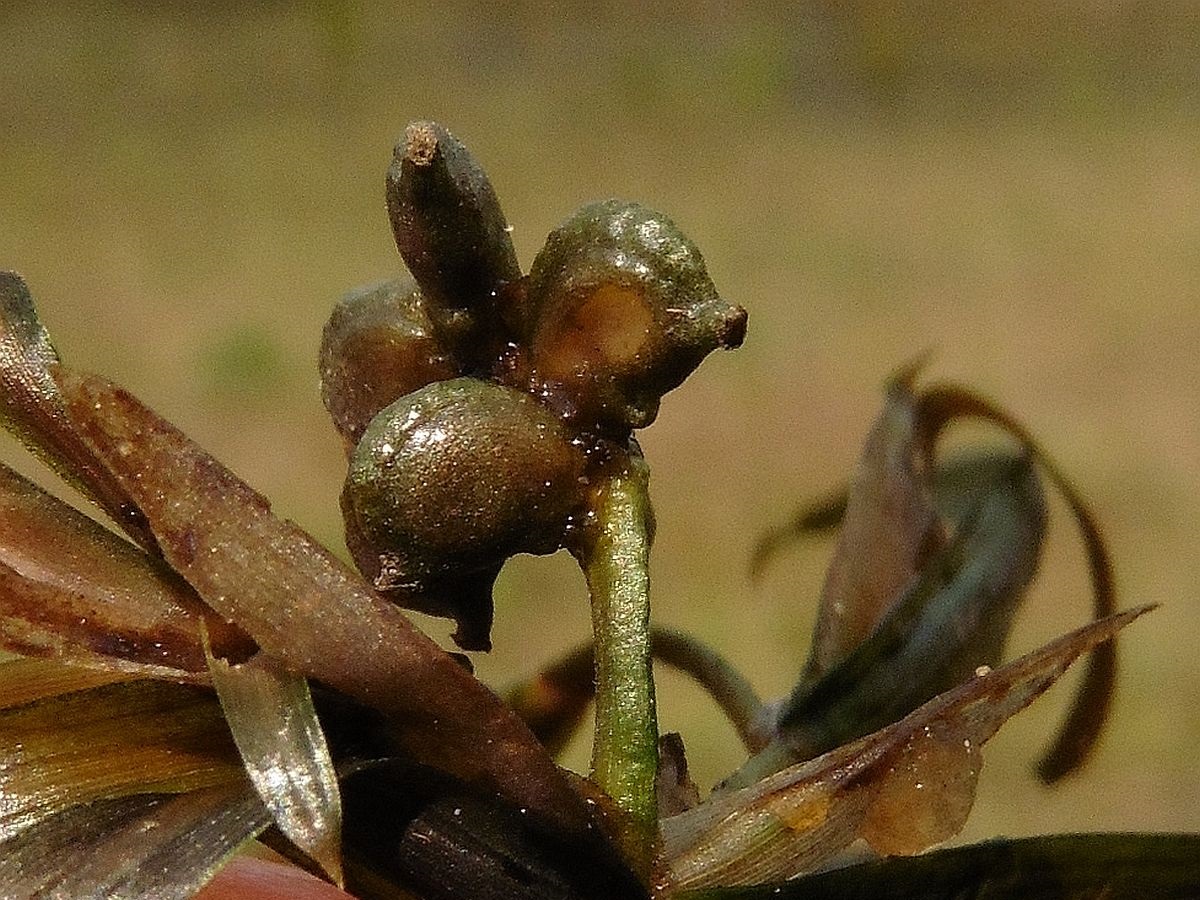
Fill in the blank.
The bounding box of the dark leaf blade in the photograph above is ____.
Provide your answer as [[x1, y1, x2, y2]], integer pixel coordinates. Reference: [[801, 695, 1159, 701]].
[[0, 459, 252, 679], [0, 678, 243, 841], [748, 487, 847, 581], [915, 384, 1118, 781], [206, 647, 344, 885], [802, 368, 947, 678], [0, 783, 271, 900], [730, 451, 1046, 787], [340, 759, 647, 900], [662, 607, 1151, 890], [681, 833, 1200, 900], [0, 271, 158, 551], [55, 370, 594, 836]]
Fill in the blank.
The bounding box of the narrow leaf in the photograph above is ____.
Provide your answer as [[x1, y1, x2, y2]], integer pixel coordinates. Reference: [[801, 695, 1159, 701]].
[[206, 646, 344, 885], [0, 783, 271, 900], [55, 369, 593, 836], [0, 678, 243, 841], [729, 452, 1045, 787], [681, 833, 1200, 900], [662, 607, 1151, 890], [914, 384, 1118, 781], [802, 367, 947, 677], [0, 656, 131, 710], [0, 271, 158, 551], [0, 459, 252, 679]]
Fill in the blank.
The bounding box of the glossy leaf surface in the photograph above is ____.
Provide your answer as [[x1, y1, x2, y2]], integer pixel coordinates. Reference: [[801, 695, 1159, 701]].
[[0, 677, 242, 842], [0, 459, 250, 679], [207, 647, 344, 885], [0, 271, 157, 551], [662, 607, 1150, 890], [0, 784, 270, 899], [682, 833, 1200, 900], [54, 369, 593, 835]]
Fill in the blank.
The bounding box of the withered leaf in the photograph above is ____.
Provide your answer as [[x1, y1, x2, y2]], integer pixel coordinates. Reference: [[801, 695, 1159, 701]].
[[755, 374, 1120, 783], [661, 607, 1150, 890], [0, 656, 132, 710], [914, 384, 1118, 782], [0, 783, 270, 900], [679, 833, 1200, 900], [729, 451, 1045, 788], [0, 459, 252, 679], [802, 365, 947, 678], [206, 645, 344, 886], [0, 677, 243, 842], [0, 271, 158, 551], [54, 369, 593, 835]]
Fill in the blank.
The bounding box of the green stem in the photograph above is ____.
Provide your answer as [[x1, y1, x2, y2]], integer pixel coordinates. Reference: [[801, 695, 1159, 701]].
[[578, 453, 659, 872]]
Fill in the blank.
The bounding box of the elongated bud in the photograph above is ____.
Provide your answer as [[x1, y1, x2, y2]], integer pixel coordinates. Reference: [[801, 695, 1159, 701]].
[[524, 200, 746, 433], [343, 378, 588, 650], [386, 122, 521, 362], [319, 277, 460, 451]]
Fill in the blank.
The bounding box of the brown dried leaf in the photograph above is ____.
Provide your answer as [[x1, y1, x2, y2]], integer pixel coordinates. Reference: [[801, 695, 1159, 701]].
[[0, 783, 270, 900], [0, 459, 252, 679], [661, 606, 1151, 890], [54, 370, 593, 835], [728, 452, 1045, 788], [0, 656, 131, 710], [0, 678, 243, 841], [804, 365, 947, 677], [206, 646, 344, 886], [0, 271, 158, 551], [914, 384, 1118, 782]]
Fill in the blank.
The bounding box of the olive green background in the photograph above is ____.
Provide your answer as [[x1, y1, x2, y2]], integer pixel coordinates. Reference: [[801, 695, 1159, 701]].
[[2, 1, 1197, 845]]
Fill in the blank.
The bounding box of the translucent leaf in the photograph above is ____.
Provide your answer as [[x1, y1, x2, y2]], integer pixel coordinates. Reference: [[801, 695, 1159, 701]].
[[0, 271, 157, 551], [728, 451, 1045, 787], [0, 783, 270, 899], [801, 365, 947, 677], [0, 678, 243, 841], [0, 459, 252, 679], [0, 656, 131, 710], [206, 647, 344, 885], [661, 607, 1150, 890], [754, 373, 1121, 782], [53, 369, 593, 835], [914, 384, 1118, 781], [679, 833, 1200, 900]]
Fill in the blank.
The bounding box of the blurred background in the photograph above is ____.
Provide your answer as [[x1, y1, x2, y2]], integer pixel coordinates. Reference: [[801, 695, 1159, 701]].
[[1, 0, 1197, 844]]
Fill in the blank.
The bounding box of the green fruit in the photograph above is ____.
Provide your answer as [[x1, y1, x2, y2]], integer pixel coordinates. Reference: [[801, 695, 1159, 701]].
[[343, 378, 588, 650], [523, 200, 746, 433]]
